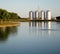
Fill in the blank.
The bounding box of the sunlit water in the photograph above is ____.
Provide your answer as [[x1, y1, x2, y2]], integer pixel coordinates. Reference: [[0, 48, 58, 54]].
[[0, 22, 60, 54]]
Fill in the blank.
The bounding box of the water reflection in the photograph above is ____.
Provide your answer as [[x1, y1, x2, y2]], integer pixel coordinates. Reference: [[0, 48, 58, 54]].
[[29, 22, 52, 35], [0, 26, 18, 41], [48, 22, 51, 35], [29, 22, 51, 29]]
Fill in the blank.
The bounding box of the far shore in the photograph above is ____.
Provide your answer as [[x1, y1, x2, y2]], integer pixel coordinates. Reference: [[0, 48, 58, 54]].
[[28, 20, 60, 22], [18, 18, 60, 22]]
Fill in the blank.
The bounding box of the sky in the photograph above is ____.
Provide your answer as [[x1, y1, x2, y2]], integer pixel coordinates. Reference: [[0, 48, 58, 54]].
[[0, 0, 60, 18]]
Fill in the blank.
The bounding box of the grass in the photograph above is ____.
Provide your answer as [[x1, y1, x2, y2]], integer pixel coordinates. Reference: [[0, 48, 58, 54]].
[[0, 20, 20, 27]]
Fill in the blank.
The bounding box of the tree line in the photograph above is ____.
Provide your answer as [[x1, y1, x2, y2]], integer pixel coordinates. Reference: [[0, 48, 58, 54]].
[[0, 8, 21, 20]]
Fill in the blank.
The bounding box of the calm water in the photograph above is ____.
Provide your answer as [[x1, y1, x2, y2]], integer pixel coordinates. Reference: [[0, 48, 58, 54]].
[[0, 22, 60, 54]]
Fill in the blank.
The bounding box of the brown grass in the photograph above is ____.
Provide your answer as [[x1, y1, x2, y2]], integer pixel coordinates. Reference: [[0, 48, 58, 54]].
[[0, 21, 20, 27]]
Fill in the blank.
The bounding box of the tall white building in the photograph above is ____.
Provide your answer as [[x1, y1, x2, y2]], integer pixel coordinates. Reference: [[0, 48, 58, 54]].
[[41, 10, 45, 20], [29, 11, 33, 20], [35, 11, 39, 19], [46, 10, 51, 20], [38, 12, 41, 19]]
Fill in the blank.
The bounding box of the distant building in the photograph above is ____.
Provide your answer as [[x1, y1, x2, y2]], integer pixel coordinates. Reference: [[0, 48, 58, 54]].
[[35, 11, 39, 19], [29, 10, 52, 20], [46, 10, 51, 20], [38, 12, 41, 19], [29, 11, 34, 20], [41, 10, 45, 20]]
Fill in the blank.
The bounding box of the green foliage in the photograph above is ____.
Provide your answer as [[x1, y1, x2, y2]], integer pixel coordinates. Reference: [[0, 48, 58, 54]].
[[0, 8, 21, 19], [9, 12, 19, 19]]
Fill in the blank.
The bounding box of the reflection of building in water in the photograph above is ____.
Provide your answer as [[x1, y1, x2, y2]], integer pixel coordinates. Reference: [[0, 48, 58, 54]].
[[48, 22, 52, 35], [41, 22, 45, 29], [29, 22, 37, 27], [29, 22, 52, 36], [45, 21, 52, 36], [48, 22, 51, 29], [29, 22, 36, 27], [29, 22, 33, 27], [29, 22, 51, 29], [29, 22, 45, 29], [36, 22, 39, 29]]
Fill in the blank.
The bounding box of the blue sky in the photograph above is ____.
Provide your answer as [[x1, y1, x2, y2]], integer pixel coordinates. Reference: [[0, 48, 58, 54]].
[[0, 0, 60, 18]]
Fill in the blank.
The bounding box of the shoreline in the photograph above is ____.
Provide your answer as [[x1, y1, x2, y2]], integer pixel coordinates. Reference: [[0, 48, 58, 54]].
[[0, 22, 20, 27], [0, 19, 60, 27], [18, 18, 60, 22], [29, 20, 60, 22]]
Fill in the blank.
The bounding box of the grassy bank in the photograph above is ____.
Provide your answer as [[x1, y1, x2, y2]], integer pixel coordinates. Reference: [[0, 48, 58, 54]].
[[0, 19, 20, 27], [18, 18, 60, 22]]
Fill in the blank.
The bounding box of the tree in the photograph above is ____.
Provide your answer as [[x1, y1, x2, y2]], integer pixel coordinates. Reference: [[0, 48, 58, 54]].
[[0, 8, 21, 19], [9, 12, 19, 19], [0, 9, 8, 19]]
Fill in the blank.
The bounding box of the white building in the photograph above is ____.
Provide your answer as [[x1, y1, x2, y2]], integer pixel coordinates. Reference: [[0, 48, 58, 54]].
[[38, 12, 41, 19], [46, 10, 51, 20], [41, 10, 45, 20], [29, 11, 33, 20], [35, 11, 39, 19]]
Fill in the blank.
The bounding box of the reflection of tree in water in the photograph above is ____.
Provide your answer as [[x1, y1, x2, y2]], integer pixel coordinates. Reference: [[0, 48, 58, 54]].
[[0, 26, 17, 41]]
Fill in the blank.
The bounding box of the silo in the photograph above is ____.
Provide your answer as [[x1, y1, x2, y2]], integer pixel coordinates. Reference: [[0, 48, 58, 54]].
[[41, 10, 45, 20], [46, 10, 51, 20], [35, 11, 39, 20], [29, 11, 33, 20], [38, 12, 41, 19]]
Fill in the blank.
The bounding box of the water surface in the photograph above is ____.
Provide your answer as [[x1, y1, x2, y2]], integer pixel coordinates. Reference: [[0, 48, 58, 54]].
[[0, 22, 60, 54]]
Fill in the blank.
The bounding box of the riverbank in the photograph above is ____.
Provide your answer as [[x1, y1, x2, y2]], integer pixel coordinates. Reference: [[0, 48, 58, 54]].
[[0, 19, 60, 27], [18, 19, 60, 22], [17, 18, 60, 22], [0, 21, 20, 27]]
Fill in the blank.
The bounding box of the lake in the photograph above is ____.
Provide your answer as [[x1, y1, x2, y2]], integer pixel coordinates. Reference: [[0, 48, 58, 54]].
[[0, 22, 60, 54]]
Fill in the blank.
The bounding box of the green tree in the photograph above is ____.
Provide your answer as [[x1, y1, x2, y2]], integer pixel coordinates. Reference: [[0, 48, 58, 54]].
[[0, 8, 21, 19], [9, 12, 19, 19], [0, 9, 9, 19]]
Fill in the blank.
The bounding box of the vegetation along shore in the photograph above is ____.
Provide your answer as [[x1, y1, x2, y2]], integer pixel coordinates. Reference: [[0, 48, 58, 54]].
[[0, 8, 20, 27]]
